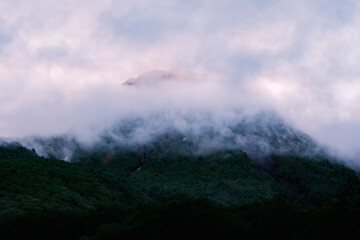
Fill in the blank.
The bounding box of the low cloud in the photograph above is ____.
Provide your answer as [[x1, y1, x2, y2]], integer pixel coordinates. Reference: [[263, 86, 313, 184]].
[[0, 0, 360, 166]]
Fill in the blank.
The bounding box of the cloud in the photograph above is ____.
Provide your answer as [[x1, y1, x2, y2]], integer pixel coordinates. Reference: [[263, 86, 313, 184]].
[[0, 0, 360, 164]]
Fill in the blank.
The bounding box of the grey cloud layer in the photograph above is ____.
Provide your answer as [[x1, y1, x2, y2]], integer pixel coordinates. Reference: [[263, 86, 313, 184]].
[[0, 0, 360, 163]]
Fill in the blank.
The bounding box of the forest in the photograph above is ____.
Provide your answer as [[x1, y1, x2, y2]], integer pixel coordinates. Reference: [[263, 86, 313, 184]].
[[1, 143, 360, 239]]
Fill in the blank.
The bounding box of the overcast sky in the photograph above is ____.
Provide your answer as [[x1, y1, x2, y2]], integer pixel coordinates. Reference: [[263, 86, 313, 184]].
[[1, 0, 360, 163]]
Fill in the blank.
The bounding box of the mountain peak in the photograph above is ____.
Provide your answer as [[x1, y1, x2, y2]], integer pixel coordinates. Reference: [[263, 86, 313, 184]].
[[123, 69, 189, 86]]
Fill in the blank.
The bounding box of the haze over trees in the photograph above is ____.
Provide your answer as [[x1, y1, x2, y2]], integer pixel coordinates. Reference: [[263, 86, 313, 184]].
[[1, 134, 360, 239]]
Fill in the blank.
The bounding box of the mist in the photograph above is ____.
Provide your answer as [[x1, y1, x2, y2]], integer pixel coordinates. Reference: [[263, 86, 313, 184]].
[[0, 0, 360, 167]]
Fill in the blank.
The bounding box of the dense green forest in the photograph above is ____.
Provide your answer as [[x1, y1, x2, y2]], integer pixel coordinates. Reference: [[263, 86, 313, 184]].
[[1, 143, 360, 239]]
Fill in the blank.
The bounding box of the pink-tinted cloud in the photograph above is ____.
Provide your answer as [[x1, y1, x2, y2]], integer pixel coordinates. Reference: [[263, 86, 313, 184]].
[[0, 0, 360, 164]]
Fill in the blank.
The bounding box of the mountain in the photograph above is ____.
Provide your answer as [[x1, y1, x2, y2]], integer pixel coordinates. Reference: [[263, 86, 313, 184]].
[[123, 69, 190, 86], [20, 111, 330, 166], [1, 70, 359, 239], [17, 69, 331, 165]]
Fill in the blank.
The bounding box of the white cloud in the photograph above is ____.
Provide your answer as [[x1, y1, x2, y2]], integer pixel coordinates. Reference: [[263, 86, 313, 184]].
[[0, 0, 360, 163]]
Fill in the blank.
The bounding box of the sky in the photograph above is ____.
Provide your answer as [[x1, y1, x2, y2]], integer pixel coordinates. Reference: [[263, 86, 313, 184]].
[[0, 0, 360, 164]]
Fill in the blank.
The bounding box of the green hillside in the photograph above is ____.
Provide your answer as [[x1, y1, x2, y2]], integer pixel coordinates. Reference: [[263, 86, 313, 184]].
[[0, 144, 138, 221], [1, 144, 360, 239], [128, 150, 281, 204]]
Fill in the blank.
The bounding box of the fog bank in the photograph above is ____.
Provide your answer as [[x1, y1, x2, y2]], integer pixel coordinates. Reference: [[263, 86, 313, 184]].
[[0, 1, 360, 167]]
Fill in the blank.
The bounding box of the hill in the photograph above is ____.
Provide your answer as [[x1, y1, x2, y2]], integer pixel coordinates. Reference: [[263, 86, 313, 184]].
[[1, 142, 360, 239]]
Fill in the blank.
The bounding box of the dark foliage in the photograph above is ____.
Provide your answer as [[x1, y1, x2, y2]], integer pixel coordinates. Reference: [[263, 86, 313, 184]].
[[1, 144, 360, 239]]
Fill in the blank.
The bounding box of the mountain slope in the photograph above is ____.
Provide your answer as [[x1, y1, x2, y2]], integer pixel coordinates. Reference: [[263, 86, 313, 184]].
[[1, 142, 360, 239], [0, 144, 137, 221]]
